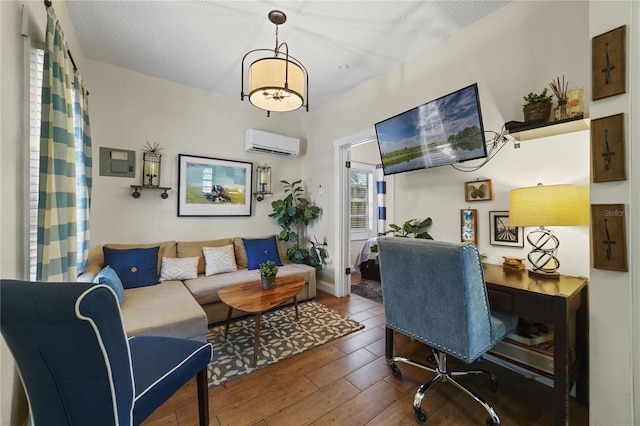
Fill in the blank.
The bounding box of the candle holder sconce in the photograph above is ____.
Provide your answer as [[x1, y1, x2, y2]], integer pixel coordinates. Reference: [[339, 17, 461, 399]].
[[131, 142, 171, 199], [142, 151, 161, 187], [255, 165, 272, 202]]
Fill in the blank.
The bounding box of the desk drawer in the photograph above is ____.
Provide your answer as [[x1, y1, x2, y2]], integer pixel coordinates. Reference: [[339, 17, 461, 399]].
[[488, 289, 513, 312]]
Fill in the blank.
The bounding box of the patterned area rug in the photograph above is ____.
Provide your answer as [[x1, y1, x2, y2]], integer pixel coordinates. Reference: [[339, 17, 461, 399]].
[[351, 280, 383, 304], [206, 300, 363, 387]]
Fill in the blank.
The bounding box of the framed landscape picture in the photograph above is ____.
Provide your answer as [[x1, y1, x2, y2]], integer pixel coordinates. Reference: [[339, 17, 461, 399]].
[[489, 211, 524, 247], [178, 154, 252, 217]]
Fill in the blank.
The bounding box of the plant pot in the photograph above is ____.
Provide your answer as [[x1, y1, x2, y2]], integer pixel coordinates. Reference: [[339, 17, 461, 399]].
[[523, 103, 552, 123], [261, 275, 276, 290]]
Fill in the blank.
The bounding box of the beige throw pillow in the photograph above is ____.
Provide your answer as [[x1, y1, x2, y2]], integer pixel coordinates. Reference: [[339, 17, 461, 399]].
[[203, 245, 238, 276], [159, 256, 199, 281]]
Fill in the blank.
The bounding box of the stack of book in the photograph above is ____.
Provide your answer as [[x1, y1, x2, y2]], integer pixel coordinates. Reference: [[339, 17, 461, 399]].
[[502, 256, 525, 271]]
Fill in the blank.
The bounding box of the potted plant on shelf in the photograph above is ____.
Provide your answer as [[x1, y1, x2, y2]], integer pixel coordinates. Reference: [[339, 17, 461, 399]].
[[259, 261, 278, 289], [522, 88, 553, 123], [269, 180, 324, 266]]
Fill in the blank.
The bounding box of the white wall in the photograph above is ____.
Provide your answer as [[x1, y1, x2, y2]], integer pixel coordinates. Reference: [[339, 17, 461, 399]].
[[84, 60, 305, 247], [390, 130, 590, 276], [588, 2, 636, 425], [303, 0, 591, 286]]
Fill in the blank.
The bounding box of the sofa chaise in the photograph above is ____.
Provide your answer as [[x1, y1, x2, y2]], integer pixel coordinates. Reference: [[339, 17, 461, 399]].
[[79, 236, 317, 342]]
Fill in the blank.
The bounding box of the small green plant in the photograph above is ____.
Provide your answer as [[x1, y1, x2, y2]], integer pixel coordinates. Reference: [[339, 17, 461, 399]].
[[523, 88, 553, 106], [258, 261, 278, 277], [370, 218, 433, 260], [385, 218, 433, 239], [309, 237, 329, 268]]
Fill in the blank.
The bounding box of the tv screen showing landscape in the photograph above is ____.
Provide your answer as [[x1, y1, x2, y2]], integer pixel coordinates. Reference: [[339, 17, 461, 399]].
[[375, 83, 487, 176]]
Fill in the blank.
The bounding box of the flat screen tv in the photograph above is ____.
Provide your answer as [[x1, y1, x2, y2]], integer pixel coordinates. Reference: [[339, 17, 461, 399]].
[[375, 83, 487, 176]]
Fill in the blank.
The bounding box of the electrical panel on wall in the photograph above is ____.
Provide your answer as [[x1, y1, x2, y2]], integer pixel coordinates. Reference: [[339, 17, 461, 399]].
[[99, 147, 135, 178]]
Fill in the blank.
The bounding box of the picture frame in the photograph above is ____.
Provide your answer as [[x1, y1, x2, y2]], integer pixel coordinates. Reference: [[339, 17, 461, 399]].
[[591, 113, 626, 183], [177, 154, 252, 217], [460, 209, 478, 245], [592, 25, 626, 101], [464, 179, 493, 202], [489, 211, 524, 247], [591, 204, 628, 271]]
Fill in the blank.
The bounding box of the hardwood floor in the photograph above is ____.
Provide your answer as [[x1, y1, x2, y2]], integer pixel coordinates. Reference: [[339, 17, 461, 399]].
[[143, 290, 588, 425]]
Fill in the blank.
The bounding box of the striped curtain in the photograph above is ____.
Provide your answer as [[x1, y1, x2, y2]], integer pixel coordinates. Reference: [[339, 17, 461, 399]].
[[376, 164, 386, 236], [37, 7, 92, 281]]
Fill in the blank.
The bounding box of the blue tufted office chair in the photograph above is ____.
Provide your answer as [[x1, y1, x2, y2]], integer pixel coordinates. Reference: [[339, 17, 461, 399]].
[[377, 237, 519, 425], [0, 280, 213, 426]]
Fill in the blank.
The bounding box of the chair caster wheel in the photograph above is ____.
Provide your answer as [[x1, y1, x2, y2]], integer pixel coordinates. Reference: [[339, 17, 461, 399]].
[[486, 418, 499, 426], [415, 408, 428, 424], [490, 377, 498, 392], [390, 363, 402, 378]]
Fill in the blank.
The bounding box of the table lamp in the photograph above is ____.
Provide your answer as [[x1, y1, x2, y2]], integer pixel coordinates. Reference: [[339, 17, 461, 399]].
[[509, 183, 584, 279]]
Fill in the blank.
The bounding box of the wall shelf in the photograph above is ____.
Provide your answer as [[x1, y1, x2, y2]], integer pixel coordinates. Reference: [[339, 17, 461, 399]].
[[130, 185, 171, 199], [507, 115, 590, 141]]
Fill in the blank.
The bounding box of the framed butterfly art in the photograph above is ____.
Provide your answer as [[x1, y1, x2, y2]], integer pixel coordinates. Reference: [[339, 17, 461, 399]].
[[464, 179, 493, 202]]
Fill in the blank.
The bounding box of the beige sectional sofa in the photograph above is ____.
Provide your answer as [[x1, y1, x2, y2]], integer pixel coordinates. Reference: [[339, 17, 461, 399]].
[[80, 237, 316, 342]]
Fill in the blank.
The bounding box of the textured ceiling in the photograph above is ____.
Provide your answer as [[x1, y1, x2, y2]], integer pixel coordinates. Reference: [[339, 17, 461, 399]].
[[67, 1, 510, 111]]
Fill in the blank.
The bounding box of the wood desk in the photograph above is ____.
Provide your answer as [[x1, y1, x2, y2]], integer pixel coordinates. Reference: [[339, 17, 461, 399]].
[[384, 263, 589, 426]]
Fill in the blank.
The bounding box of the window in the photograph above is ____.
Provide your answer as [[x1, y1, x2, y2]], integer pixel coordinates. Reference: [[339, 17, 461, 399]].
[[349, 162, 376, 240]]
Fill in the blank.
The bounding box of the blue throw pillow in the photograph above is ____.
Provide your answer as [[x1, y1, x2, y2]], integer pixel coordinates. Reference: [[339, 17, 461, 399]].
[[93, 266, 125, 305], [243, 236, 283, 270], [103, 246, 159, 289]]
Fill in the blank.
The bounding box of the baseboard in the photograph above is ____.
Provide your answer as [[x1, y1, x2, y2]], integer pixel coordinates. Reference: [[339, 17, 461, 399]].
[[316, 280, 335, 296]]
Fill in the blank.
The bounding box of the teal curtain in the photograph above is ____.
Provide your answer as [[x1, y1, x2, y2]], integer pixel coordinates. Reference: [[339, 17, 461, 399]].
[[37, 7, 92, 281]]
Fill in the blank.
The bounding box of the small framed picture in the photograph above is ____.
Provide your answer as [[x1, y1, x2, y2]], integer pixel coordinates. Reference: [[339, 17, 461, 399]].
[[489, 211, 524, 247], [465, 179, 493, 202], [460, 209, 478, 245]]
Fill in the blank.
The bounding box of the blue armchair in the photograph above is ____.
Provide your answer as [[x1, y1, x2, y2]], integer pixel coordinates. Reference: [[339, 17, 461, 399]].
[[377, 237, 518, 425], [0, 280, 213, 425]]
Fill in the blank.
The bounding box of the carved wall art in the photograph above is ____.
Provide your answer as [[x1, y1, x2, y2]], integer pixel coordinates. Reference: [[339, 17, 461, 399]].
[[591, 113, 626, 182], [591, 204, 628, 271], [592, 25, 626, 101]]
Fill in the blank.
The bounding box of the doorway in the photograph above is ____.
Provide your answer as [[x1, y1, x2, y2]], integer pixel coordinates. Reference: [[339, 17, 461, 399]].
[[333, 128, 378, 297]]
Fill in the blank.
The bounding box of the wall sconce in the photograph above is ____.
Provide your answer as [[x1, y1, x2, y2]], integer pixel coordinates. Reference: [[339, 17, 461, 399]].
[[255, 165, 272, 202], [142, 142, 162, 187]]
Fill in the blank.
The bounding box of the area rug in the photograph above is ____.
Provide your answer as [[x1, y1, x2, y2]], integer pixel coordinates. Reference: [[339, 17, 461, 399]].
[[206, 300, 363, 387], [351, 280, 383, 304]]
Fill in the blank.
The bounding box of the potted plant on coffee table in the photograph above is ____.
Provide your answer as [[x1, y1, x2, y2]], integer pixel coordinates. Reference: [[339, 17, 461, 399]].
[[259, 261, 278, 289], [522, 88, 553, 123]]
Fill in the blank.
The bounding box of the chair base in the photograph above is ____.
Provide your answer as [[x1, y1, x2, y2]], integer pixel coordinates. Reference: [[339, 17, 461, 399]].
[[390, 349, 501, 425]]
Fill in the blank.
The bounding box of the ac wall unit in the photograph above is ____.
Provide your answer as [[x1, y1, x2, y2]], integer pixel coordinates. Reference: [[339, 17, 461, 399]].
[[245, 129, 300, 158]]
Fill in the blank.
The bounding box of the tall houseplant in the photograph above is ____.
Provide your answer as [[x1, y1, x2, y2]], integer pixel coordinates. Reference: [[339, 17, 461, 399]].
[[269, 180, 323, 266]]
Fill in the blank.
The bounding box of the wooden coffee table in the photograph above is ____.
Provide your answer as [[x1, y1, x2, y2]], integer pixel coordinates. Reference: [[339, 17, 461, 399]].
[[218, 275, 305, 367]]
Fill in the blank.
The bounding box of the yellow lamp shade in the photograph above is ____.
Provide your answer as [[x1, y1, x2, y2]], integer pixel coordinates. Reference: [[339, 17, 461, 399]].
[[248, 57, 304, 112], [509, 184, 584, 227]]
